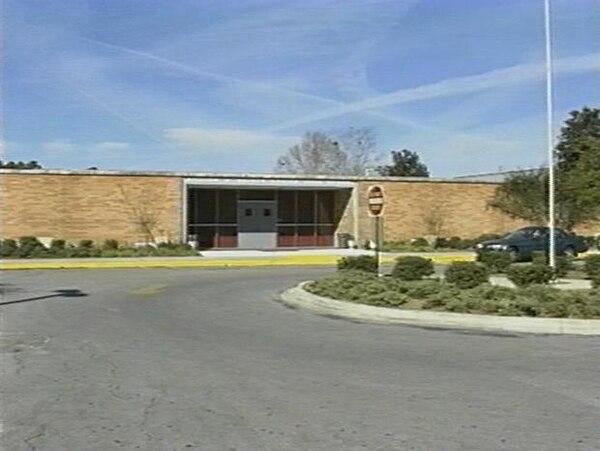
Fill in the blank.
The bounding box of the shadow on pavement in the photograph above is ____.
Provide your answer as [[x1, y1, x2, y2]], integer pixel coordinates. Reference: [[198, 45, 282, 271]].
[[0, 289, 88, 306]]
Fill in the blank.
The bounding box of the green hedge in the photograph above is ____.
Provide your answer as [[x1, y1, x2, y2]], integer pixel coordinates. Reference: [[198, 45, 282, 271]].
[[479, 252, 512, 273], [337, 256, 378, 273], [506, 265, 554, 287], [584, 255, 600, 288], [444, 262, 489, 289], [306, 271, 600, 318], [0, 237, 198, 258], [391, 256, 434, 281]]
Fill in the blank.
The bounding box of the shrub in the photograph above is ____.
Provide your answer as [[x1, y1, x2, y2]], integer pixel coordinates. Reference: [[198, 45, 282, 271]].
[[584, 255, 600, 276], [391, 256, 434, 281], [506, 264, 554, 287], [552, 256, 573, 279], [444, 262, 489, 289], [410, 237, 429, 247], [16, 236, 46, 258], [479, 252, 512, 273], [591, 274, 600, 289], [50, 239, 66, 250], [337, 255, 378, 273], [0, 239, 18, 257], [78, 239, 94, 249], [530, 251, 572, 279], [103, 239, 119, 250]]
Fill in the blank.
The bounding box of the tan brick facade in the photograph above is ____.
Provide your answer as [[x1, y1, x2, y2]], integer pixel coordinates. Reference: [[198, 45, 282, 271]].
[[3, 170, 595, 247], [354, 181, 529, 243], [0, 173, 182, 244]]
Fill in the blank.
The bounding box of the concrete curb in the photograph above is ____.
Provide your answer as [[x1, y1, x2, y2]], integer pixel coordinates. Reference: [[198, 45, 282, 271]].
[[279, 282, 600, 335], [0, 254, 475, 271]]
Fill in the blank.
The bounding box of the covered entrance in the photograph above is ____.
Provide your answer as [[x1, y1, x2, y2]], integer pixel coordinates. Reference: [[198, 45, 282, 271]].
[[184, 178, 353, 249], [237, 199, 277, 249]]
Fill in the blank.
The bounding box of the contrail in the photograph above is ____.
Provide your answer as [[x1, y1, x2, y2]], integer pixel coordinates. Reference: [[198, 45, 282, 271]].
[[266, 52, 600, 132], [59, 77, 171, 147], [82, 37, 515, 149]]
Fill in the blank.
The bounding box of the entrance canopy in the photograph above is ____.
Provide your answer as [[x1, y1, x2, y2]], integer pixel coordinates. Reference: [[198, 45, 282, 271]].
[[183, 178, 354, 249]]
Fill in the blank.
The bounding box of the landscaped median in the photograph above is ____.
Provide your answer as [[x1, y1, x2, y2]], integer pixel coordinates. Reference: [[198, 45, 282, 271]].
[[278, 255, 600, 335], [280, 281, 600, 335]]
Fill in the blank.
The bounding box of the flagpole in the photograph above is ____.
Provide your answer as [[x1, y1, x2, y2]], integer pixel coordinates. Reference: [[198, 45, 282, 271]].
[[544, 0, 556, 268]]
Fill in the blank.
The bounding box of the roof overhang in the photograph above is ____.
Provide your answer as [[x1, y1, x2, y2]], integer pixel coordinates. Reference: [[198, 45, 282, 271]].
[[183, 178, 355, 190]]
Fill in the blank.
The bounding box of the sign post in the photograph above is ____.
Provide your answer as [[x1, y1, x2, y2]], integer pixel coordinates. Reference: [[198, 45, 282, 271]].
[[367, 186, 385, 276]]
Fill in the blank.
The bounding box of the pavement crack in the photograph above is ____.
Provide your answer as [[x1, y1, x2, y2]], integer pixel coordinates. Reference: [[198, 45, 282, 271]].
[[23, 424, 47, 451], [140, 396, 159, 441]]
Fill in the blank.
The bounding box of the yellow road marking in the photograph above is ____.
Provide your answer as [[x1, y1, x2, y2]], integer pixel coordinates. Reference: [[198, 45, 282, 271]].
[[129, 284, 168, 296], [0, 254, 475, 270]]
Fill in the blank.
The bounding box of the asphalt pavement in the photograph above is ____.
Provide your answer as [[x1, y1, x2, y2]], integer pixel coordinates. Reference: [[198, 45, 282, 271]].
[[1, 267, 600, 451]]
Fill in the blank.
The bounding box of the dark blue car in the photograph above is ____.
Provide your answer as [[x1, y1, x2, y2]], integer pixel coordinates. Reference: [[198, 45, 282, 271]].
[[475, 226, 588, 262]]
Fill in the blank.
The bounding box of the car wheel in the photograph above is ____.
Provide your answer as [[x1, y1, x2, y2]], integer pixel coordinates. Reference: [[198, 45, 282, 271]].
[[507, 247, 519, 262], [563, 246, 577, 258]]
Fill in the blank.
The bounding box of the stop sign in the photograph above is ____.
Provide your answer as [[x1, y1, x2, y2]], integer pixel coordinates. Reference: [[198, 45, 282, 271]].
[[367, 185, 384, 217]]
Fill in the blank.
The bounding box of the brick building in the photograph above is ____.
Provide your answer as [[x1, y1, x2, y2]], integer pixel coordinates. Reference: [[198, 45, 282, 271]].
[[0, 169, 532, 249]]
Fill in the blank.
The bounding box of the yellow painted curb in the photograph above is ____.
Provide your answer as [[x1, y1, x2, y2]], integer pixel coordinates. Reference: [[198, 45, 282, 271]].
[[0, 254, 475, 270]]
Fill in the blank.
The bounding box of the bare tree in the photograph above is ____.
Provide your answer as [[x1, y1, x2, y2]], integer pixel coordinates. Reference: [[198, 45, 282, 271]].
[[275, 132, 348, 175], [336, 127, 380, 176], [118, 185, 162, 243], [421, 203, 447, 237], [276, 128, 380, 176]]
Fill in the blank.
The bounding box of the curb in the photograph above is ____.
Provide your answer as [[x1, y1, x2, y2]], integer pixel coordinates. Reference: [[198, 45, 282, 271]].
[[279, 282, 600, 336], [0, 255, 474, 271]]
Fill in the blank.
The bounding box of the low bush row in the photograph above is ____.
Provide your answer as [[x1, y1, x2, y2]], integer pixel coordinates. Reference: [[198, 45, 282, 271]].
[[337, 253, 599, 289], [585, 255, 600, 289], [382, 233, 504, 252], [0, 237, 198, 258], [307, 270, 600, 319]]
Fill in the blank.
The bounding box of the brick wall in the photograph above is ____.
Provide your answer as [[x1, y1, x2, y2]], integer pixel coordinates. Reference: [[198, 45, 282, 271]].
[[0, 173, 182, 244], [352, 181, 529, 243], [3, 172, 594, 247]]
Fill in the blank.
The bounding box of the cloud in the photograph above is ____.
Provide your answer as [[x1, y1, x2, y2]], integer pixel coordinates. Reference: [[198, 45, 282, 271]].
[[83, 36, 515, 154], [266, 52, 600, 132], [90, 141, 130, 151], [42, 140, 77, 152], [41, 140, 132, 154], [163, 127, 297, 156]]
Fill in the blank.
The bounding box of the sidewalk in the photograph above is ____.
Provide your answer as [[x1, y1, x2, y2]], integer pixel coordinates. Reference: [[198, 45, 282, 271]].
[[0, 249, 475, 270]]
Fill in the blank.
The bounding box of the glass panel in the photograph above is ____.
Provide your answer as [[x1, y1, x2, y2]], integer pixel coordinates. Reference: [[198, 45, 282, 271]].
[[217, 189, 237, 223], [190, 189, 216, 224], [297, 191, 315, 223], [189, 226, 215, 249], [316, 191, 334, 224], [278, 191, 295, 223], [317, 225, 334, 246], [217, 226, 237, 248], [277, 226, 296, 247], [297, 225, 316, 246], [238, 190, 276, 200]]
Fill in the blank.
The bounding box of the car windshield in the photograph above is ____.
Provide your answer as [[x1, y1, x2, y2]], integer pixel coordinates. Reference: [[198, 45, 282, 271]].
[[504, 228, 540, 239]]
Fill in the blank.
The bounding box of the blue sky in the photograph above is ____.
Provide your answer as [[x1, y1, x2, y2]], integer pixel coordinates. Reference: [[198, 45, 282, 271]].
[[3, 0, 599, 176]]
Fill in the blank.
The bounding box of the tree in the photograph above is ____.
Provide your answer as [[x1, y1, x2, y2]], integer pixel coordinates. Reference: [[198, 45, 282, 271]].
[[118, 185, 162, 243], [275, 127, 379, 176], [0, 160, 42, 169], [376, 149, 430, 177], [489, 107, 600, 230], [556, 107, 600, 172], [335, 127, 380, 176], [487, 169, 548, 225]]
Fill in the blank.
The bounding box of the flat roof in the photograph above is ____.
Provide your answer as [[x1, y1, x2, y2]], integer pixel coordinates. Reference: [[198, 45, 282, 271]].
[[0, 168, 501, 185]]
